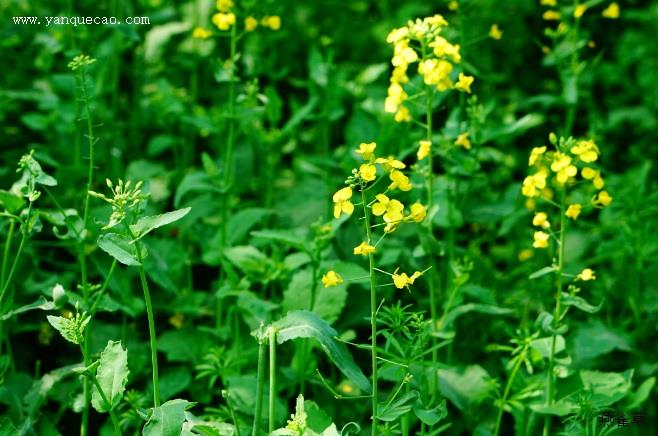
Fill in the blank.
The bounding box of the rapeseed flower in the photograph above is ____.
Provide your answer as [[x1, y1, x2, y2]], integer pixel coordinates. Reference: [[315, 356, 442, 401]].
[[565, 204, 582, 219], [332, 187, 354, 218], [354, 242, 376, 256], [489, 24, 503, 40], [602, 3, 620, 19], [375, 156, 406, 172], [533, 212, 550, 228], [574, 4, 587, 18], [245, 16, 258, 32], [417, 140, 431, 160], [392, 270, 423, 289], [261, 16, 281, 30], [212, 12, 236, 31], [455, 132, 471, 149], [529, 146, 546, 166], [455, 73, 474, 93], [216, 0, 234, 12], [372, 194, 404, 223], [389, 170, 412, 191], [193, 27, 212, 39], [543, 11, 561, 20], [571, 139, 599, 162], [576, 268, 596, 281], [533, 231, 550, 248], [356, 142, 376, 161], [322, 271, 343, 288], [592, 191, 612, 207], [408, 202, 427, 222], [359, 164, 377, 182]]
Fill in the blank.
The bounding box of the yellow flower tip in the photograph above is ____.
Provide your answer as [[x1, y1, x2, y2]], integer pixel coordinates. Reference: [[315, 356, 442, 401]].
[[565, 204, 582, 220], [245, 16, 258, 32], [192, 27, 212, 39], [216, 0, 234, 12], [574, 4, 587, 18], [576, 268, 596, 281], [525, 198, 536, 211], [455, 132, 471, 150], [588, 40, 596, 48], [489, 24, 503, 40], [372, 194, 404, 222], [375, 156, 406, 172], [389, 170, 412, 191], [394, 106, 412, 122], [448, 1, 459, 11], [529, 146, 547, 166], [322, 270, 344, 288], [592, 191, 612, 207], [518, 248, 534, 262], [354, 242, 376, 256], [332, 187, 354, 219], [540, 0, 557, 6], [533, 231, 550, 248], [602, 2, 620, 19], [212, 12, 236, 31], [356, 142, 377, 161], [543, 10, 561, 21], [454, 73, 474, 94], [262, 15, 281, 30], [359, 163, 377, 182], [417, 140, 431, 161], [532, 212, 550, 229], [392, 269, 424, 290], [409, 202, 427, 223]]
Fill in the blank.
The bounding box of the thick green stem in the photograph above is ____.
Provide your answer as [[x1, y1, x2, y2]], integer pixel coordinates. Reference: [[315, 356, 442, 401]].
[[268, 328, 276, 434], [360, 188, 378, 435], [493, 351, 525, 436], [0, 204, 32, 309], [252, 339, 266, 436], [1, 220, 15, 286], [543, 190, 566, 436]]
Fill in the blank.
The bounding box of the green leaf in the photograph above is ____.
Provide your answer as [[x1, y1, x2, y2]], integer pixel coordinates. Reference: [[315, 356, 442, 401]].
[[46, 314, 88, 344], [624, 377, 656, 410], [271, 311, 371, 393], [131, 207, 191, 240], [441, 303, 513, 327], [0, 190, 24, 213], [561, 293, 603, 314], [531, 335, 566, 358], [580, 369, 633, 408], [412, 399, 448, 426], [223, 246, 270, 275], [91, 341, 129, 413], [377, 391, 419, 421], [0, 296, 54, 321], [529, 401, 578, 416], [282, 269, 347, 324], [251, 229, 307, 251], [97, 233, 141, 266], [439, 365, 495, 411], [143, 399, 195, 436], [529, 265, 556, 280], [571, 321, 632, 365], [158, 328, 214, 365], [227, 208, 273, 245]]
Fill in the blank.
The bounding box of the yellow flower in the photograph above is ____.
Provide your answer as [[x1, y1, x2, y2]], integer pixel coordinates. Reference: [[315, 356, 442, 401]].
[[574, 4, 587, 18], [192, 27, 212, 39], [571, 139, 599, 163], [261, 15, 281, 30], [455, 132, 471, 150], [356, 142, 377, 161], [386, 27, 409, 44], [533, 231, 550, 248], [540, 0, 557, 6], [392, 270, 423, 289], [518, 248, 534, 262], [417, 140, 431, 161], [375, 156, 406, 172], [602, 2, 620, 19], [522, 171, 548, 197], [322, 270, 343, 287], [565, 204, 582, 220], [532, 212, 550, 229], [394, 106, 412, 122], [332, 187, 354, 218], [529, 146, 547, 166], [372, 194, 404, 223], [592, 191, 612, 207], [454, 73, 474, 93], [543, 10, 561, 20], [216, 0, 234, 12], [389, 170, 412, 191], [489, 24, 503, 40], [245, 16, 258, 32], [359, 163, 377, 182], [551, 152, 577, 183], [448, 1, 459, 11], [576, 268, 596, 281], [354, 242, 376, 256], [212, 12, 236, 31], [581, 167, 597, 180], [409, 202, 426, 222]]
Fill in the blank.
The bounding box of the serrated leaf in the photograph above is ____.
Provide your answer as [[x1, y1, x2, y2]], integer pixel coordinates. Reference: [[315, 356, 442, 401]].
[[272, 311, 371, 393], [91, 341, 129, 413], [46, 315, 86, 344], [131, 207, 191, 240], [143, 399, 196, 436], [97, 233, 141, 266]]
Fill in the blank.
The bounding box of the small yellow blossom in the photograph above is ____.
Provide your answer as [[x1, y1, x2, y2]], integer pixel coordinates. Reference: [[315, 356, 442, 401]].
[[216, 0, 234, 12], [389, 170, 412, 191], [551, 152, 577, 184], [571, 139, 599, 162], [332, 187, 354, 218], [448, 1, 459, 11], [409, 202, 427, 222], [543, 10, 561, 20], [581, 167, 597, 180], [533, 231, 550, 248], [522, 171, 548, 197], [392, 270, 423, 289], [574, 4, 587, 18], [518, 248, 534, 262], [245, 16, 258, 32], [592, 191, 612, 207], [359, 163, 377, 182], [169, 313, 185, 329], [602, 3, 620, 19], [375, 156, 406, 172], [565, 204, 582, 220], [540, 0, 557, 6], [322, 270, 343, 287], [212, 12, 236, 31], [455, 132, 471, 150], [372, 194, 405, 223], [354, 242, 376, 256], [489, 24, 503, 40], [576, 268, 596, 281], [356, 142, 377, 161], [455, 73, 474, 93], [533, 212, 550, 229], [529, 146, 547, 166], [394, 106, 412, 122], [418, 140, 431, 161], [192, 27, 212, 39], [261, 16, 281, 30]]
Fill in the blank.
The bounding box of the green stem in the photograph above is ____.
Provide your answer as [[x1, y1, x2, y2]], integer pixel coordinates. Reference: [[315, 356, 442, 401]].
[[89, 260, 118, 315], [1, 220, 15, 286], [360, 187, 378, 436], [252, 338, 266, 436], [493, 351, 525, 436], [543, 190, 566, 436], [268, 328, 276, 434], [0, 204, 32, 309]]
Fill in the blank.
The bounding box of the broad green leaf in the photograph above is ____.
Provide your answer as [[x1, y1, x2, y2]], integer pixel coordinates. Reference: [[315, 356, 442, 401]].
[[91, 341, 129, 413], [131, 207, 191, 240], [1, 296, 54, 321], [226, 208, 272, 245], [439, 365, 495, 411], [531, 335, 566, 358], [272, 311, 371, 393], [158, 328, 214, 365], [580, 369, 634, 408], [224, 245, 270, 275], [142, 399, 195, 436], [97, 233, 141, 266], [624, 377, 656, 410], [571, 321, 632, 365], [413, 399, 448, 426], [175, 171, 221, 207], [0, 190, 24, 213], [377, 391, 419, 421]]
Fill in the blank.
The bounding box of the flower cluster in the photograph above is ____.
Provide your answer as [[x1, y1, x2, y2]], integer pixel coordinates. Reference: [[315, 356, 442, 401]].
[[89, 179, 146, 229], [193, 0, 281, 38], [385, 14, 474, 122]]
